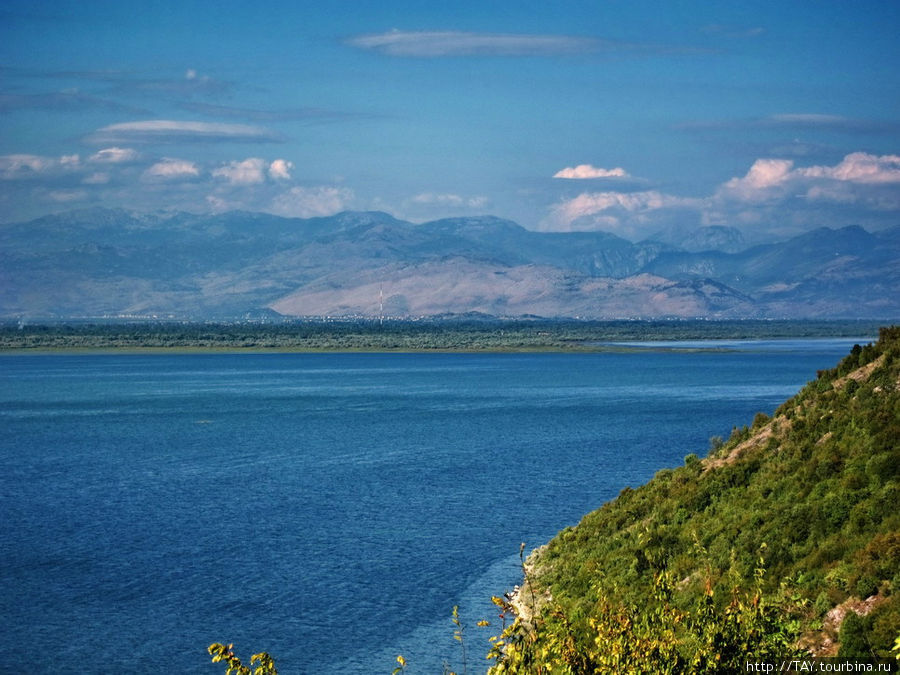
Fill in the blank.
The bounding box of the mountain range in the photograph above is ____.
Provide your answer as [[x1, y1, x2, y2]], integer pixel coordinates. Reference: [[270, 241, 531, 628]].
[[1, 208, 898, 320]]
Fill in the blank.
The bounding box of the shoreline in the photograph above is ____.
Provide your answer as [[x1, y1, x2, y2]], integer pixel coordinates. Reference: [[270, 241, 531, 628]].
[[0, 341, 873, 357]]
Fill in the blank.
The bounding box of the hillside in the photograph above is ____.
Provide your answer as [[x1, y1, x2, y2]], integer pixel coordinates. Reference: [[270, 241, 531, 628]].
[[489, 327, 900, 672], [2, 208, 898, 320]]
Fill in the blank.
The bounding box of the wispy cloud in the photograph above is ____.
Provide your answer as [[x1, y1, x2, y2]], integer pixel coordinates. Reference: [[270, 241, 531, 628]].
[[0, 154, 60, 178], [0, 90, 148, 114], [47, 189, 89, 203], [85, 120, 284, 145], [1, 66, 230, 104], [107, 70, 230, 98], [679, 113, 899, 134], [269, 186, 355, 218], [0, 153, 81, 179], [700, 24, 765, 39], [410, 192, 488, 208], [349, 29, 714, 59], [553, 164, 630, 179], [83, 172, 111, 185], [393, 191, 491, 221], [347, 30, 605, 57], [177, 101, 367, 124], [88, 147, 139, 164]]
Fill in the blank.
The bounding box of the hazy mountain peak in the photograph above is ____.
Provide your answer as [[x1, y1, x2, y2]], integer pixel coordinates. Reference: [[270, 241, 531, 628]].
[[644, 223, 747, 253], [420, 215, 526, 234], [331, 210, 407, 228]]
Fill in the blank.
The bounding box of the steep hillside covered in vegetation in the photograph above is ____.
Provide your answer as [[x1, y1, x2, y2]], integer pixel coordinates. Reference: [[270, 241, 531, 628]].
[[490, 327, 900, 672]]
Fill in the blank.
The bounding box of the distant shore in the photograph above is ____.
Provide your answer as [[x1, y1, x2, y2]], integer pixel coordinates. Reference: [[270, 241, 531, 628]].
[[0, 318, 885, 353]]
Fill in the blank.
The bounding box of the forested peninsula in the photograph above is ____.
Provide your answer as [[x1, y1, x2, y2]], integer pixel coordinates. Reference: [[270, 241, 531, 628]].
[[486, 327, 900, 672]]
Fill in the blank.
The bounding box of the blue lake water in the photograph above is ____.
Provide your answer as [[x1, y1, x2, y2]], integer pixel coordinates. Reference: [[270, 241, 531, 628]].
[[0, 339, 870, 673]]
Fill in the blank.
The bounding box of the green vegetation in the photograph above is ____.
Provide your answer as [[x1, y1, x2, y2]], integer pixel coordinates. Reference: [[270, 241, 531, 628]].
[[487, 557, 805, 673], [207, 643, 277, 675], [487, 326, 900, 671], [0, 318, 883, 352]]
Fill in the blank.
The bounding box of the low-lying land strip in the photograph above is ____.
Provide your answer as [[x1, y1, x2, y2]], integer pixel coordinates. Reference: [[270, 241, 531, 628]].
[[0, 318, 883, 352]]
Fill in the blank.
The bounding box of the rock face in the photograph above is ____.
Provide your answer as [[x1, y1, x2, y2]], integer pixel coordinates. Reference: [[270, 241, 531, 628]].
[[1, 208, 898, 319], [803, 595, 886, 657]]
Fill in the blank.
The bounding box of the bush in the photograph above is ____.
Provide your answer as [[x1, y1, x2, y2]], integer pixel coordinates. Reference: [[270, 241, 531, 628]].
[[838, 612, 872, 658]]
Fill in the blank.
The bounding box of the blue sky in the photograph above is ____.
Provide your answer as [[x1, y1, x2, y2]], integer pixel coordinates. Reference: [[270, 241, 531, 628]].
[[1, 0, 899, 241]]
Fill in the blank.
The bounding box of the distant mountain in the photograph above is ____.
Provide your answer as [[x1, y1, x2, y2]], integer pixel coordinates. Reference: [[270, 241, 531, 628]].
[[645, 223, 747, 253], [642, 224, 900, 317], [0, 208, 897, 320]]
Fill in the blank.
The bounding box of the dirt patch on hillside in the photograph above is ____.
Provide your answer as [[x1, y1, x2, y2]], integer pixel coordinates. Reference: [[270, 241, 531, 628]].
[[801, 595, 885, 657]]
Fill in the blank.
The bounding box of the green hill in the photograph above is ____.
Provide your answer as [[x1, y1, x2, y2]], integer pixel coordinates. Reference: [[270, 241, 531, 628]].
[[489, 327, 900, 672]]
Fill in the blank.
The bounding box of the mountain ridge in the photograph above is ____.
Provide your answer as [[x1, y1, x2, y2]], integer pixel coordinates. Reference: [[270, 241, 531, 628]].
[[1, 208, 897, 320]]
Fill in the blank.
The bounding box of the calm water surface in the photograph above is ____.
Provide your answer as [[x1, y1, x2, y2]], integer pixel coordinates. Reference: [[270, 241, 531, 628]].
[[0, 339, 868, 673]]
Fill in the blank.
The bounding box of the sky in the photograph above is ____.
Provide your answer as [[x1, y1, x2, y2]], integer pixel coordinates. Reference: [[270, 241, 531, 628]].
[[1, 0, 899, 242]]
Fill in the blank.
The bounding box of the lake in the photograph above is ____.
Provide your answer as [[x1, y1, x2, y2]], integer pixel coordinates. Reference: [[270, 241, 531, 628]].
[[0, 338, 869, 673]]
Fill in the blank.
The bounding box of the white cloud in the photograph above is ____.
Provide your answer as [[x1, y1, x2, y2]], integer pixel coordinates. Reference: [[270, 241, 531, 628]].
[[270, 186, 354, 218], [553, 164, 630, 179], [86, 120, 282, 144], [213, 158, 267, 185], [268, 159, 293, 180], [347, 30, 599, 57], [542, 190, 702, 236], [142, 158, 201, 181], [89, 147, 139, 164], [0, 153, 81, 179], [550, 190, 698, 224], [700, 152, 900, 231], [717, 153, 900, 204], [212, 158, 295, 184], [0, 154, 57, 178], [797, 152, 900, 184], [718, 158, 795, 202]]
